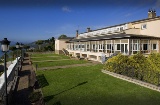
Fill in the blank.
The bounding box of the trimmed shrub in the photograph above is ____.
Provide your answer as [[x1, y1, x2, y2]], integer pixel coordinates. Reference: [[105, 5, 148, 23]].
[[103, 53, 160, 85], [148, 53, 160, 71], [104, 53, 129, 75], [129, 53, 148, 80]]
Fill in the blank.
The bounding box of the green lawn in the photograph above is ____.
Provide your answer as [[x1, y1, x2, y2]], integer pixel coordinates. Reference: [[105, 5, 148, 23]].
[[31, 53, 59, 57], [37, 65, 160, 105], [33, 59, 88, 68], [31, 56, 70, 61], [31, 53, 70, 61]]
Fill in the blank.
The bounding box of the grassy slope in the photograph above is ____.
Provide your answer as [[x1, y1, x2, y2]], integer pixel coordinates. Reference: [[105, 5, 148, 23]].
[[37, 65, 160, 105]]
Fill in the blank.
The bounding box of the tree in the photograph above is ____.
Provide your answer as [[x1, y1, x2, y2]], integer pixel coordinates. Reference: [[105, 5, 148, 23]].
[[44, 45, 53, 51], [50, 37, 55, 44], [24, 45, 30, 50], [58, 34, 67, 39], [35, 40, 43, 50], [9, 46, 16, 51], [9, 46, 16, 61]]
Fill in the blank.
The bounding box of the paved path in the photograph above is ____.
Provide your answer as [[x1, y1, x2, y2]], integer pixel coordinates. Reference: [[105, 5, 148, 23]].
[[37, 62, 99, 70], [31, 56, 61, 58], [13, 57, 33, 105], [102, 70, 160, 92], [32, 59, 70, 62]]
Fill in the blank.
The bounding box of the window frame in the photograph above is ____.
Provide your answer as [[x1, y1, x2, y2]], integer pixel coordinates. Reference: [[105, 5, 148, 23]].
[[152, 44, 157, 50], [141, 24, 147, 30]]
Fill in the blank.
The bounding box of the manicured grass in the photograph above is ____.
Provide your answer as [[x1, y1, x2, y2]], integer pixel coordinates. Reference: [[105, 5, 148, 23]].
[[31, 53, 70, 61], [37, 65, 160, 105], [33, 59, 88, 68], [31, 56, 70, 61], [31, 53, 57, 57]]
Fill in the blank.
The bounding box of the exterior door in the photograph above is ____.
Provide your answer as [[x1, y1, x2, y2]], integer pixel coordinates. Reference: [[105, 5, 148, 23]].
[[121, 44, 128, 54]]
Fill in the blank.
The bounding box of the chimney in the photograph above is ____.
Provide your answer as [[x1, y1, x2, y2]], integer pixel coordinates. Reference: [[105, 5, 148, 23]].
[[76, 30, 79, 37], [87, 27, 91, 32], [148, 9, 156, 18]]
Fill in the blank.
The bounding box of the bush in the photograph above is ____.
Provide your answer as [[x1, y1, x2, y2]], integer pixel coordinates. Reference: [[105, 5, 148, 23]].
[[103, 53, 160, 85], [104, 53, 129, 74], [129, 53, 148, 80], [29, 91, 42, 103], [148, 53, 160, 71]]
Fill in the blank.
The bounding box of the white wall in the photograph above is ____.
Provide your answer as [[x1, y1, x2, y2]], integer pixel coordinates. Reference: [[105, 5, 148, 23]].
[[132, 19, 160, 37], [55, 39, 68, 50]]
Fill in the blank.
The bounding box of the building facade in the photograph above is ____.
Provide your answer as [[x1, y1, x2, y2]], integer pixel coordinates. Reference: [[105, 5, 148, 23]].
[[55, 37, 74, 54], [55, 10, 160, 62]]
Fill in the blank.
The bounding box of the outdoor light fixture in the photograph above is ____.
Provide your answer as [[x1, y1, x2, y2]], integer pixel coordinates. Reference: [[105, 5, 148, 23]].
[[19, 43, 24, 65], [16, 42, 20, 49], [20, 43, 24, 48], [0, 38, 11, 105], [20, 43, 24, 58], [1, 38, 10, 52]]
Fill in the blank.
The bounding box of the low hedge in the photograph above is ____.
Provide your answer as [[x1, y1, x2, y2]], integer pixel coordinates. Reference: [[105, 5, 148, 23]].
[[104, 53, 160, 85]]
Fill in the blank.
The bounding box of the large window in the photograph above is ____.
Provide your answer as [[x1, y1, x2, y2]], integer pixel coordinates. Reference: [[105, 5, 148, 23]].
[[99, 44, 103, 49], [143, 44, 148, 50], [117, 44, 120, 50], [76, 44, 79, 50], [81, 44, 85, 48], [132, 44, 138, 50], [92, 44, 95, 49], [107, 44, 111, 50], [153, 44, 157, 50], [87, 44, 89, 48]]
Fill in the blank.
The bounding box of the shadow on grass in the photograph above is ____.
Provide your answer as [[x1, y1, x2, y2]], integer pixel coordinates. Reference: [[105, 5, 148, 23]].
[[44, 95, 54, 102], [54, 81, 88, 96], [36, 74, 49, 88], [44, 81, 88, 102], [53, 101, 62, 105]]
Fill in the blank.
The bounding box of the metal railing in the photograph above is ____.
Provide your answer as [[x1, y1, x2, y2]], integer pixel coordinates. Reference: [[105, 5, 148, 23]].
[[0, 57, 21, 101]]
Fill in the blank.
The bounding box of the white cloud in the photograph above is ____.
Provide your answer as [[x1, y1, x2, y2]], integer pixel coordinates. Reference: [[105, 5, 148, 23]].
[[45, 31, 53, 34], [62, 6, 72, 12], [125, 13, 132, 17]]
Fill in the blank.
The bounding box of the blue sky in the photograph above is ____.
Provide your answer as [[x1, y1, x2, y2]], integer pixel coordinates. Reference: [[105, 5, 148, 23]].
[[0, 0, 160, 43]]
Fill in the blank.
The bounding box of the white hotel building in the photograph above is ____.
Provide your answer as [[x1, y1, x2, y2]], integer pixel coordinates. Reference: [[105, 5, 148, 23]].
[[55, 10, 160, 62]]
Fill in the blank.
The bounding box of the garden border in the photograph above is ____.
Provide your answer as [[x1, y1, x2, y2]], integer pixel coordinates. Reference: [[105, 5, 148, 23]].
[[102, 70, 160, 92]]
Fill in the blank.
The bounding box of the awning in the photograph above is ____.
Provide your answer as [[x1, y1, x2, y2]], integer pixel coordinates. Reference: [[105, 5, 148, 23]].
[[66, 34, 160, 42]]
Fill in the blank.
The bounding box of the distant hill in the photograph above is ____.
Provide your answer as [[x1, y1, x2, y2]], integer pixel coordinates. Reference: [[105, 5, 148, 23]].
[[26, 41, 38, 49]]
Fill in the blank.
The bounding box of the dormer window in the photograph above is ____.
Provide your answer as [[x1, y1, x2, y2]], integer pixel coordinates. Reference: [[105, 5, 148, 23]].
[[117, 28, 119, 31], [120, 27, 123, 31], [141, 24, 147, 29]]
